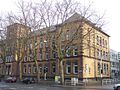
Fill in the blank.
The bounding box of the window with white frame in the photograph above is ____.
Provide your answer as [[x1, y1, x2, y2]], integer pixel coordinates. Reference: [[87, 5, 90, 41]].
[[73, 62, 78, 74], [97, 35, 99, 45], [100, 37, 102, 46], [106, 52, 108, 60], [28, 64, 31, 74], [104, 63, 107, 74], [53, 52, 56, 59], [39, 67, 42, 73], [103, 51, 105, 59], [30, 43, 32, 49], [46, 53, 49, 60], [40, 38, 43, 48], [100, 50, 102, 59], [39, 53, 42, 60], [103, 39, 104, 47], [98, 62, 100, 75], [40, 42, 43, 48], [35, 40, 37, 46], [23, 65, 27, 74], [52, 63, 56, 73], [66, 48, 70, 57], [97, 49, 99, 58], [73, 47, 78, 56], [45, 40, 48, 47], [66, 62, 71, 74]]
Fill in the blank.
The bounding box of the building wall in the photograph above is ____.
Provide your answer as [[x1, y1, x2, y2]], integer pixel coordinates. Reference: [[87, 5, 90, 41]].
[[0, 15, 110, 81], [110, 49, 120, 79]]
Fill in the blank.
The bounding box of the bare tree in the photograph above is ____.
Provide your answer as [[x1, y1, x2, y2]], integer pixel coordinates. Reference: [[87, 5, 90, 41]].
[[35, 0, 105, 84], [0, 0, 106, 84]]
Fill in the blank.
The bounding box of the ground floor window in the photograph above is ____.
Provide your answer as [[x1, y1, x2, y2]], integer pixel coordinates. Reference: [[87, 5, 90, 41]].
[[66, 62, 71, 74], [28, 64, 31, 74], [23, 65, 27, 74], [73, 62, 78, 74]]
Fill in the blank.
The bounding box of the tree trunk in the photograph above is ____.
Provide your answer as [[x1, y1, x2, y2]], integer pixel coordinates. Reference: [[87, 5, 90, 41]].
[[19, 61, 22, 81], [60, 60, 64, 85], [3, 63, 6, 79], [36, 62, 40, 83]]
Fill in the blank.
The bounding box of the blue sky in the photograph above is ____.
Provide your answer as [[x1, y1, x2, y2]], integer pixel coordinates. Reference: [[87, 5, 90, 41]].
[[0, 0, 119, 51]]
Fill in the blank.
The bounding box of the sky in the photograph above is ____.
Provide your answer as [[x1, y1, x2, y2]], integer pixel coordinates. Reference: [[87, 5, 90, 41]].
[[0, 0, 119, 51]]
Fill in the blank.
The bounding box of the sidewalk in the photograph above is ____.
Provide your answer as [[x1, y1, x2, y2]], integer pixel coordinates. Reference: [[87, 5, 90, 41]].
[[51, 84, 114, 89], [85, 85, 113, 89]]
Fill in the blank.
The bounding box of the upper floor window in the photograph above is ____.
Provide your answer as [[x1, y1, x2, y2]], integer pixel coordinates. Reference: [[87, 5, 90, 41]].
[[97, 35, 99, 45], [100, 37, 102, 46], [40, 38, 43, 48], [46, 53, 49, 60], [40, 42, 43, 48], [105, 40, 107, 48], [103, 39, 104, 47], [66, 48, 71, 57], [30, 43, 32, 49], [39, 54, 42, 60], [73, 47, 78, 56], [35, 40, 37, 47]]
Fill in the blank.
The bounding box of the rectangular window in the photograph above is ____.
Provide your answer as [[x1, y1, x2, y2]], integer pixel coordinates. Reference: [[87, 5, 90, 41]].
[[66, 62, 71, 74], [98, 62, 100, 75], [40, 54, 42, 60], [103, 51, 105, 59], [73, 47, 78, 56], [45, 41, 48, 47], [52, 63, 56, 73], [100, 50, 102, 59], [30, 43, 32, 49], [53, 52, 56, 59], [28, 65, 31, 74], [97, 49, 99, 58], [97, 36, 99, 45], [40, 42, 43, 48], [73, 62, 78, 74], [66, 48, 70, 57], [106, 52, 108, 60], [46, 53, 49, 60], [39, 67, 42, 73], [23, 65, 27, 74]]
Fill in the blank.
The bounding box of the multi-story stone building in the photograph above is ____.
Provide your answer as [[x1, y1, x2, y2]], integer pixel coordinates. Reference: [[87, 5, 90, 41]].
[[0, 13, 110, 82], [110, 49, 120, 79]]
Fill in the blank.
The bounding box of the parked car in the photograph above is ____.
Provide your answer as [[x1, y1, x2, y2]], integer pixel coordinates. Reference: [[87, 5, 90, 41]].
[[5, 76, 16, 83], [22, 78, 35, 84], [113, 81, 120, 90]]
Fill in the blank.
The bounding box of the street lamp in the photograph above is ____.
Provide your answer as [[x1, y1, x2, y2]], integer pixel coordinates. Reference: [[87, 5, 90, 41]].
[[43, 40, 47, 80]]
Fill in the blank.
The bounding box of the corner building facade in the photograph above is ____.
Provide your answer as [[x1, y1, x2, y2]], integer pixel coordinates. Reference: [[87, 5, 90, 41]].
[[0, 13, 110, 81]]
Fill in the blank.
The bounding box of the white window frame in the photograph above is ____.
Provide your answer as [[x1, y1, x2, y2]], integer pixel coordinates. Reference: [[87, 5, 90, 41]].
[[73, 47, 78, 56], [73, 64, 78, 74], [66, 64, 71, 74]]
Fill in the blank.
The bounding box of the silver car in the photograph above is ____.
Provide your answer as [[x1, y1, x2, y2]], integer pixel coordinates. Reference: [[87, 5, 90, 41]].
[[114, 81, 120, 90]]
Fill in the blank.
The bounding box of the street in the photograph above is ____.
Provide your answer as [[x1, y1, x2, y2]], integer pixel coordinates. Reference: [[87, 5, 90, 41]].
[[0, 82, 114, 90]]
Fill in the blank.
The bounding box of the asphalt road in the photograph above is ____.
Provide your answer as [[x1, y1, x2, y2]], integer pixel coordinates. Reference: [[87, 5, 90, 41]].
[[0, 82, 114, 90]]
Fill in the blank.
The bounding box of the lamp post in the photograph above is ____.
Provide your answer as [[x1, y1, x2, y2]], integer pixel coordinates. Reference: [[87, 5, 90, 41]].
[[43, 40, 47, 80]]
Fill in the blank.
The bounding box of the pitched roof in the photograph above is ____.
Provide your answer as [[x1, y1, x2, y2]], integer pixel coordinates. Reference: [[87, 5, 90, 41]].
[[64, 13, 82, 23]]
